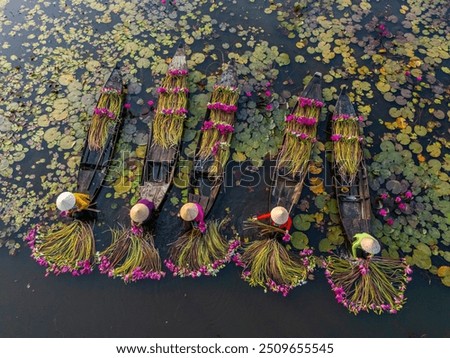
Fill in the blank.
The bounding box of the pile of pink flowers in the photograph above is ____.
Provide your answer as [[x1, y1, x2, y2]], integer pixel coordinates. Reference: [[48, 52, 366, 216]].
[[101, 87, 122, 94], [289, 130, 317, 142], [332, 114, 364, 122], [98, 255, 165, 282], [159, 107, 188, 116], [94, 107, 117, 119], [285, 114, 318, 126], [157, 86, 189, 94], [331, 134, 363, 142], [298, 97, 324, 108], [207, 102, 238, 113], [164, 239, 240, 278], [201, 120, 234, 135], [168, 69, 188, 76]]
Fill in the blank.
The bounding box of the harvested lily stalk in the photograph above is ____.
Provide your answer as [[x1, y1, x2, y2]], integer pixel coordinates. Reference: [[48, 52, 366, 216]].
[[97, 226, 165, 283], [197, 85, 239, 175], [26, 221, 95, 276], [88, 88, 123, 151], [324, 254, 412, 315]]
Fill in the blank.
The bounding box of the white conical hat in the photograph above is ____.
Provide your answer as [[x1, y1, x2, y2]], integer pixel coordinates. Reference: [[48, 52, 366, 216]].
[[360, 236, 381, 255], [270, 206, 289, 225], [56, 191, 76, 211], [180, 203, 198, 221], [130, 203, 150, 223]]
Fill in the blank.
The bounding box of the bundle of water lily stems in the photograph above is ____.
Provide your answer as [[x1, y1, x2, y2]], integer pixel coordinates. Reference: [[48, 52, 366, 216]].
[[277, 96, 323, 176], [165, 219, 240, 278], [197, 84, 239, 175], [324, 254, 412, 314], [152, 67, 189, 149], [87, 87, 123, 151], [97, 227, 165, 283], [235, 219, 316, 296], [26, 221, 95, 276], [331, 114, 364, 183]]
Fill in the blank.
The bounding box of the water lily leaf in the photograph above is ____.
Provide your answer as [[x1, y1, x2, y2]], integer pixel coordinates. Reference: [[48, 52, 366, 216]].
[[232, 152, 246, 162], [386, 180, 402, 194], [59, 135, 75, 150], [414, 125, 427, 136], [437, 266, 450, 277], [293, 215, 311, 231], [290, 231, 308, 250], [409, 142, 423, 154], [319, 238, 334, 252], [426, 142, 441, 157], [396, 133, 410, 145], [327, 225, 345, 245]]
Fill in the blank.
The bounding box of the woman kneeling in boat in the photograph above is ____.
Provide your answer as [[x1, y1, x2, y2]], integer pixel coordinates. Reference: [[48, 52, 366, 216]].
[[129, 199, 155, 230], [253, 206, 292, 242], [56, 191, 93, 219], [179, 202, 207, 233]]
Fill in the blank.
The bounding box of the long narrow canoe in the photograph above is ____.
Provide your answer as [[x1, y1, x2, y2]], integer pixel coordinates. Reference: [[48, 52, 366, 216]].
[[77, 67, 124, 202], [270, 72, 323, 213], [188, 62, 239, 215], [332, 86, 371, 243], [140, 44, 188, 209]]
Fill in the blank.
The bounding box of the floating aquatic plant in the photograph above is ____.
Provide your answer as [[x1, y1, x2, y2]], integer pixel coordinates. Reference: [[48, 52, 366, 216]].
[[165, 220, 239, 278], [324, 254, 412, 315], [26, 221, 95, 276], [97, 226, 165, 283], [235, 218, 316, 296]]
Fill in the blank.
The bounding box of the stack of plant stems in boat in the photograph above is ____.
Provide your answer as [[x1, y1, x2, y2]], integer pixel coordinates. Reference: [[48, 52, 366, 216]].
[[332, 114, 363, 184], [152, 69, 189, 149], [197, 85, 239, 176], [277, 97, 323, 176], [87, 88, 123, 151]]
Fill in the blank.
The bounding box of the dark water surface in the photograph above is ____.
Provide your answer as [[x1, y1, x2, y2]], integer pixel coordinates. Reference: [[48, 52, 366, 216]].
[[0, 0, 449, 337]]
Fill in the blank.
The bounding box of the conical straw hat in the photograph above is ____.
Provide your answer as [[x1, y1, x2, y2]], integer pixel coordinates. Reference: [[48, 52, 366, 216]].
[[360, 236, 381, 255], [270, 206, 289, 225], [180, 203, 198, 221], [56, 191, 76, 211], [130, 203, 150, 223]]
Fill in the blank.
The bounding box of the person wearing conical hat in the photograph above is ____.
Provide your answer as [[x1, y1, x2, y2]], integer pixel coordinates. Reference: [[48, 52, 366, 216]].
[[254, 206, 292, 242], [56, 191, 91, 217], [179, 202, 207, 233], [130, 199, 155, 225], [351, 233, 381, 258]]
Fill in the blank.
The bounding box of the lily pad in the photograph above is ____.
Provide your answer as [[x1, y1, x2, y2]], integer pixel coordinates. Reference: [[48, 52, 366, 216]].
[[290, 231, 308, 250]]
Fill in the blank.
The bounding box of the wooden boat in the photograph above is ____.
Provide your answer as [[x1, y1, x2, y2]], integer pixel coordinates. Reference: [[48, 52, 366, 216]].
[[270, 72, 323, 213], [187, 61, 239, 216], [332, 86, 371, 244], [140, 44, 188, 209], [77, 66, 124, 202]]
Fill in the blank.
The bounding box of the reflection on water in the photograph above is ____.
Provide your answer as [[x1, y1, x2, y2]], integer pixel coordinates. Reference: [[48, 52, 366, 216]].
[[0, 0, 449, 337]]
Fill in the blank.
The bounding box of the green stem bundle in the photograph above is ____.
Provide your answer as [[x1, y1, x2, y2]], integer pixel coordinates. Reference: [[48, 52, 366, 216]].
[[97, 227, 164, 282], [88, 91, 123, 151], [166, 219, 238, 277], [30, 220, 95, 275], [153, 74, 189, 149], [277, 102, 321, 176], [325, 254, 411, 314]]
